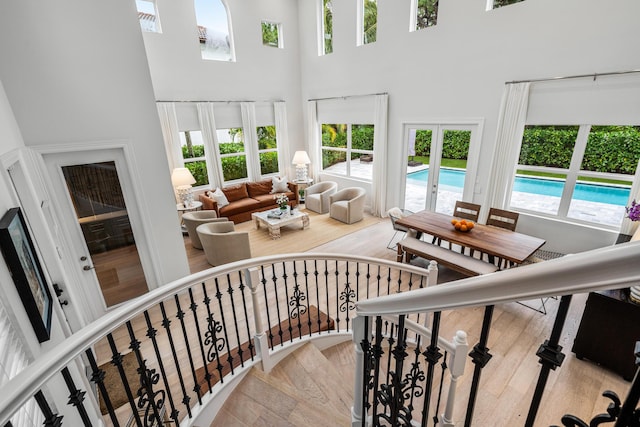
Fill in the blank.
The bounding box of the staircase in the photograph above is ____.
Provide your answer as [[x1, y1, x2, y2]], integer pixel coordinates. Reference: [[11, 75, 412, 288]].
[[211, 342, 354, 426]]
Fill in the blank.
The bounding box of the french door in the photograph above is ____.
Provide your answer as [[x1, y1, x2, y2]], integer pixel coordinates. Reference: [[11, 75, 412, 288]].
[[43, 148, 148, 318], [403, 122, 481, 214]]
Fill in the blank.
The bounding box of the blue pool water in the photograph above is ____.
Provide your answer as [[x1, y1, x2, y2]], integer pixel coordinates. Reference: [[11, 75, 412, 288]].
[[407, 169, 631, 206]]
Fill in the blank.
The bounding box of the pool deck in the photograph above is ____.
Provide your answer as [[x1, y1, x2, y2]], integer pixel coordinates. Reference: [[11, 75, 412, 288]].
[[324, 160, 625, 228]]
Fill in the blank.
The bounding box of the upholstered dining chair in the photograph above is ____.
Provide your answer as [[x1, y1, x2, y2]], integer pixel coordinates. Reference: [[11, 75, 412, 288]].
[[182, 211, 229, 249], [304, 181, 338, 214], [387, 207, 414, 250], [329, 187, 366, 224], [196, 221, 252, 267]]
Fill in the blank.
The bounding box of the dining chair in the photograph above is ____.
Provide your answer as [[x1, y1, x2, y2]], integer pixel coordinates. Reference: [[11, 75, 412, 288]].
[[386, 207, 414, 250], [485, 207, 520, 268], [449, 201, 482, 255], [486, 207, 519, 231]]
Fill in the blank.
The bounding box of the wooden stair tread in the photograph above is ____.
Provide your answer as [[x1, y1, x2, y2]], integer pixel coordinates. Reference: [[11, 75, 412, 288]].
[[195, 306, 335, 396]]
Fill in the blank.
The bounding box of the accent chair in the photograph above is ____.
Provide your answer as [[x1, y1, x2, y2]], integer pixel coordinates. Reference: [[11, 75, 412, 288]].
[[182, 210, 228, 249], [197, 221, 252, 267], [304, 181, 338, 214], [329, 187, 366, 224]]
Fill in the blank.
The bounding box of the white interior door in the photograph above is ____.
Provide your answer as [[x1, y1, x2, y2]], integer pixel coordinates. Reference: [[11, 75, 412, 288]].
[[43, 148, 149, 318]]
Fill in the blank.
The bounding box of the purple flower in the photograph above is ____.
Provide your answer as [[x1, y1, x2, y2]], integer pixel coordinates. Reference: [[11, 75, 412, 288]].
[[627, 199, 640, 222]]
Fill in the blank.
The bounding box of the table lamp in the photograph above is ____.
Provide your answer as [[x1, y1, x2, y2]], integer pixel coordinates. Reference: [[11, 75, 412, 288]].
[[171, 167, 196, 207], [292, 151, 311, 182]]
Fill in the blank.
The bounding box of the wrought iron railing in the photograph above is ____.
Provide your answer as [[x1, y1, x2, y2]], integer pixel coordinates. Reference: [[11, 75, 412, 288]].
[[1, 241, 639, 427]]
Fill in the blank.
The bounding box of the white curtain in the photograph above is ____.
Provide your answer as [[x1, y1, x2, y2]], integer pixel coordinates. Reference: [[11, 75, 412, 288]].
[[372, 94, 389, 217], [274, 102, 292, 179], [241, 102, 262, 181], [156, 102, 183, 173], [484, 82, 531, 215], [307, 101, 320, 180], [197, 102, 224, 189]]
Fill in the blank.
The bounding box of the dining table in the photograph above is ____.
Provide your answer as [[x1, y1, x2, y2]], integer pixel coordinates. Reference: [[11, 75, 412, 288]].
[[395, 210, 546, 265]]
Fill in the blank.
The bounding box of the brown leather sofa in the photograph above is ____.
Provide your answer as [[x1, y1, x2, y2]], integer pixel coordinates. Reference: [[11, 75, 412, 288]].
[[199, 179, 298, 223]]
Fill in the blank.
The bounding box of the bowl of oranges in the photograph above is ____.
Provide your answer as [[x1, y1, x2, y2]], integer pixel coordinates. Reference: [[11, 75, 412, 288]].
[[451, 218, 474, 232]]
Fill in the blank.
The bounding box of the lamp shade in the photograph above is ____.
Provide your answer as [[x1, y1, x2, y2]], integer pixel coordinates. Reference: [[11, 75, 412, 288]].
[[171, 167, 196, 188], [292, 151, 311, 165]]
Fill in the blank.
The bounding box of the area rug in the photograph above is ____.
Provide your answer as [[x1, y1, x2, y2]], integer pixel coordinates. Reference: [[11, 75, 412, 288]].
[[234, 209, 383, 258], [97, 352, 139, 414]]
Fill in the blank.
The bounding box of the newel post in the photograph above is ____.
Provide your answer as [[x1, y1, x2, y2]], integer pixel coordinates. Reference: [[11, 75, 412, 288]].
[[441, 330, 469, 427], [244, 267, 272, 372]]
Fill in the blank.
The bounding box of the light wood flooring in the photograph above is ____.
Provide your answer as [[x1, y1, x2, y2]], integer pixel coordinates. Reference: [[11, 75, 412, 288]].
[[95, 213, 631, 427]]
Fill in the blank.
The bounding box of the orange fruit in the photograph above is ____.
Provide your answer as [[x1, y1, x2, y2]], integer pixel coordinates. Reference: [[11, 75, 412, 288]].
[[460, 225, 468, 232], [455, 222, 462, 230], [467, 221, 475, 229], [451, 219, 458, 225], [460, 219, 467, 225]]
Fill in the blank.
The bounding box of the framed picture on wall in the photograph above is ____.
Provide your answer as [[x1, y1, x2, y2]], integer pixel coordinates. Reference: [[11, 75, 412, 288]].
[[0, 207, 52, 343]]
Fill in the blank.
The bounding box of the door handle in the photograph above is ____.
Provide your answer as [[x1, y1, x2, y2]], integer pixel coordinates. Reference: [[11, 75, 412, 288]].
[[83, 265, 95, 271]]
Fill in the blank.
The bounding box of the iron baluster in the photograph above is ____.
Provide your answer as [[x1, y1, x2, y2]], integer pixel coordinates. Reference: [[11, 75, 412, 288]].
[[421, 311, 443, 427], [34, 390, 63, 427], [222, 274, 240, 370], [126, 321, 165, 427], [339, 263, 356, 331], [158, 301, 192, 416], [525, 295, 572, 427], [259, 265, 275, 349], [281, 262, 296, 343], [85, 349, 120, 426], [464, 304, 495, 427], [375, 265, 382, 297], [174, 294, 202, 400], [323, 260, 331, 332], [371, 316, 384, 425], [334, 260, 341, 330], [237, 270, 255, 360], [302, 261, 313, 336], [60, 367, 91, 426], [310, 260, 323, 335], [433, 350, 449, 426], [355, 262, 362, 301], [288, 261, 308, 338], [107, 334, 143, 426], [188, 288, 213, 394], [201, 282, 226, 382], [377, 315, 411, 426], [143, 310, 179, 425], [269, 263, 285, 347]]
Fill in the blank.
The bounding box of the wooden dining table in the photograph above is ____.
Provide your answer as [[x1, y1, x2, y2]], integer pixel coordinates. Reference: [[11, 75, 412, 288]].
[[395, 210, 546, 265]]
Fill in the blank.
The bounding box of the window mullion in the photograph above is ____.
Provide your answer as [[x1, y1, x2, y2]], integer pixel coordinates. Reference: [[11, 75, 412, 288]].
[[558, 125, 590, 217]]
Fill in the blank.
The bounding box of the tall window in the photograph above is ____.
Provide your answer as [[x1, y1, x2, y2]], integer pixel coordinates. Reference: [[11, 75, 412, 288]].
[[412, 0, 438, 31], [180, 131, 209, 187], [321, 124, 374, 180], [510, 125, 640, 228], [257, 126, 279, 175], [321, 0, 333, 55], [135, 0, 161, 33], [194, 0, 235, 61], [261, 21, 282, 48], [487, 0, 525, 10], [359, 0, 377, 45], [217, 128, 248, 182]]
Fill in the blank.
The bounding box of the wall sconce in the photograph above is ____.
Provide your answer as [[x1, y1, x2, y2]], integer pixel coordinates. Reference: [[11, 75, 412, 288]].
[[292, 151, 311, 182], [171, 167, 196, 207]]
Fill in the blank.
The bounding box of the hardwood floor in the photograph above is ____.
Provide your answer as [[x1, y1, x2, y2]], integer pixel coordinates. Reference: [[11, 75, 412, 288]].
[[94, 214, 631, 426]]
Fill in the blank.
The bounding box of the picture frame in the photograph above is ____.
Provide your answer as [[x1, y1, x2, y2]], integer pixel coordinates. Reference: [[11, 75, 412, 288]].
[[0, 207, 52, 342]]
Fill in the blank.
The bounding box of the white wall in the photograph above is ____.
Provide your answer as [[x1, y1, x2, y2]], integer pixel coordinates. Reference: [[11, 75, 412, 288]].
[[0, 1, 190, 292], [296, 0, 640, 253]]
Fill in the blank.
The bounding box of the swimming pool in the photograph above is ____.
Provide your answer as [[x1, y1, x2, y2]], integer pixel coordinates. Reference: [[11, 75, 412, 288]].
[[407, 168, 631, 206]]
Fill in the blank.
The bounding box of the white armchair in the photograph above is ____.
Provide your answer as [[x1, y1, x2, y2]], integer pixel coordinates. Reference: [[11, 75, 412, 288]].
[[329, 187, 366, 224], [304, 181, 338, 214], [196, 221, 252, 267], [182, 211, 228, 249]]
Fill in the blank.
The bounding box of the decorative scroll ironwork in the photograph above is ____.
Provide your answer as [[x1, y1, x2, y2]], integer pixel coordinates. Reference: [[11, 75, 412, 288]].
[[203, 289, 227, 367]]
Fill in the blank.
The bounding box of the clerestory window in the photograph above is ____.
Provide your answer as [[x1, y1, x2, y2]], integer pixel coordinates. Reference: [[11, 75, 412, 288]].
[[487, 0, 525, 10], [135, 0, 161, 33], [358, 0, 377, 46], [194, 0, 235, 62], [262, 21, 282, 48], [509, 125, 640, 228], [320, 0, 333, 55], [411, 0, 438, 31]]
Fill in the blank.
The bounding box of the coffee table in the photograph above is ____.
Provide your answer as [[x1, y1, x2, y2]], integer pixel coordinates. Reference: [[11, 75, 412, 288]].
[[252, 209, 310, 239]]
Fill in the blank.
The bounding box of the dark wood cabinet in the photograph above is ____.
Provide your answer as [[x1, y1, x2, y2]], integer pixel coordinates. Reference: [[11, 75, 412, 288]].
[[572, 290, 640, 381]]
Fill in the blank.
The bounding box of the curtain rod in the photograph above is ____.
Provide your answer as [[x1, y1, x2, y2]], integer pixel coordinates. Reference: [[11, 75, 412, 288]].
[[156, 99, 284, 103], [307, 92, 388, 102], [507, 69, 640, 84]]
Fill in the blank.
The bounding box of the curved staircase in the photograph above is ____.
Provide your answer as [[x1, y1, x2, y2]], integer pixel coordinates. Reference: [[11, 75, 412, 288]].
[[211, 342, 354, 426]]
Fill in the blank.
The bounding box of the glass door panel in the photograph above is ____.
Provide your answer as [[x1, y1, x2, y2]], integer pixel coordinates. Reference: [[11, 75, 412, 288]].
[[61, 161, 147, 307]]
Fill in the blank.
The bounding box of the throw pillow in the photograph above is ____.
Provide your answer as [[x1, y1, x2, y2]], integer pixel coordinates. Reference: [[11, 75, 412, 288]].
[[270, 176, 289, 194], [211, 188, 229, 208], [222, 184, 249, 202]]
